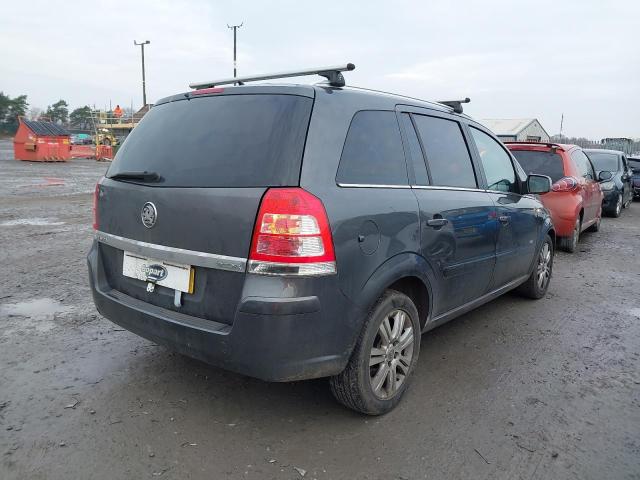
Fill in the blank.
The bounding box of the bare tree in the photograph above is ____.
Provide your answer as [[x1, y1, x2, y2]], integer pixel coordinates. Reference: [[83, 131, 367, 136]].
[[27, 107, 42, 120]]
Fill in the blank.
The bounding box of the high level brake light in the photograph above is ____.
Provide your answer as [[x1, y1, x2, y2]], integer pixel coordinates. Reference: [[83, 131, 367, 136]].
[[248, 188, 336, 276], [551, 176, 578, 192]]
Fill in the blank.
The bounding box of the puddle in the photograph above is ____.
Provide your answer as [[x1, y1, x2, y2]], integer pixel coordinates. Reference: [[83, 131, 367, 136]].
[[0, 298, 72, 333], [0, 217, 65, 226]]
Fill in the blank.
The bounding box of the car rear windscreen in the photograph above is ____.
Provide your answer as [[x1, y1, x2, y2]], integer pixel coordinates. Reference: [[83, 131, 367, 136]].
[[510, 150, 565, 183], [586, 152, 619, 173], [629, 159, 640, 173], [107, 94, 313, 187]]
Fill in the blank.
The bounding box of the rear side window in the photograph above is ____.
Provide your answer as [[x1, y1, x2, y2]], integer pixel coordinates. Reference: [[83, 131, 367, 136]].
[[571, 150, 595, 180], [336, 111, 408, 185], [412, 115, 477, 188], [108, 94, 313, 187], [400, 113, 429, 185], [510, 149, 565, 183]]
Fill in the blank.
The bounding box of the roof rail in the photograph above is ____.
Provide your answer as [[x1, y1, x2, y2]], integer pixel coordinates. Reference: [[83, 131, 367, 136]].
[[189, 63, 356, 90], [437, 97, 470, 114]]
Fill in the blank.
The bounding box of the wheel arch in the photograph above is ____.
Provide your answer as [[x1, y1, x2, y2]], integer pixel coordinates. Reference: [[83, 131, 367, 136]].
[[529, 217, 556, 273], [356, 253, 436, 332], [546, 226, 556, 251]]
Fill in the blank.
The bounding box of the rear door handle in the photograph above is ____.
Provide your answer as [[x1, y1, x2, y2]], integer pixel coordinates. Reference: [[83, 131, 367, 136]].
[[426, 218, 449, 228], [499, 215, 510, 224]]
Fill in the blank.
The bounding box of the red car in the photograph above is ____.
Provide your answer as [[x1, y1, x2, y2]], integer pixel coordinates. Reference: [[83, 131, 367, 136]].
[[506, 143, 604, 252]]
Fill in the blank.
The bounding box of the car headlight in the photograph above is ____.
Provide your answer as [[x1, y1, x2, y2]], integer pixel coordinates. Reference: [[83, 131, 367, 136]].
[[600, 181, 615, 191]]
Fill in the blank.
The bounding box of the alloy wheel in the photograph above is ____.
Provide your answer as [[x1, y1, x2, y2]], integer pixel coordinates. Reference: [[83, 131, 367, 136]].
[[536, 242, 552, 290], [369, 309, 414, 399]]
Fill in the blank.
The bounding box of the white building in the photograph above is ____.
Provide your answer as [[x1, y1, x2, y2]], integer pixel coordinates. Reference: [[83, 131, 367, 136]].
[[480, 118, 550, 143]]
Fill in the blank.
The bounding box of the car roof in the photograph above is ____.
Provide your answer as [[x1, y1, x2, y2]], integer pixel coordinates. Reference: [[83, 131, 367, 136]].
[[336, 85, 455, 113], [583, 148, 623, 155], [155, 82, 461, 116]]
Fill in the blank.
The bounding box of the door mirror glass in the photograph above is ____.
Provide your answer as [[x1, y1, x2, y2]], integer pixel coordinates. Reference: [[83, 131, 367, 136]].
[[598, 170, 613, 181], [527, 174, 552, 194]]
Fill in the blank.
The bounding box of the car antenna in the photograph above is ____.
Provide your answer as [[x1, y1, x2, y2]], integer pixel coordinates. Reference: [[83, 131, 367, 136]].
[[437, 97, 471, 114], [189, 63, 356, 90]]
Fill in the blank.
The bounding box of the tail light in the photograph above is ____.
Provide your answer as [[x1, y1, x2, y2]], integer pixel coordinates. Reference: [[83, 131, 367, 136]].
[[248, 188, 336, 276], [92, 179, 102, 230], [551, 176, 578, 192]]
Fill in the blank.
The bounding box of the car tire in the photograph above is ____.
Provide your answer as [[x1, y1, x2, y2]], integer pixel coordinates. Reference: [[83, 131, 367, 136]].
[[608, 194, 622, 218], [558, 218, 580, 252], [517, 234, 554, 299], [587, 215, 601, 232], [330, 289, 421, 415]]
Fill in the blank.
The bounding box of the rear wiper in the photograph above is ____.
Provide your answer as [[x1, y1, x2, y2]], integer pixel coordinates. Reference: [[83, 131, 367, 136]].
[[109, 171, 161, 182]]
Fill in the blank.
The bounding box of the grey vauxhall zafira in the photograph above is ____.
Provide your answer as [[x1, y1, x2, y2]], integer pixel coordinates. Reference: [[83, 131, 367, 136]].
[[88, 64, 555, 414]]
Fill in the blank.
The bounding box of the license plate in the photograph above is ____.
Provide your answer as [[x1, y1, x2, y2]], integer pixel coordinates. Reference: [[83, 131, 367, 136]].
[[122, 252, 194, 293]]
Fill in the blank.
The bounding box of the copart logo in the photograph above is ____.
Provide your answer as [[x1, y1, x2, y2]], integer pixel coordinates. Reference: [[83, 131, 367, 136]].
[[141, 202, 157, 228], [143, 264, 167, 282]]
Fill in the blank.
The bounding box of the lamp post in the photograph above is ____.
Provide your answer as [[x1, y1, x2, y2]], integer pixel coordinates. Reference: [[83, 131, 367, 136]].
[[134, 40, 151, 106], [227, 23, 242, 78]]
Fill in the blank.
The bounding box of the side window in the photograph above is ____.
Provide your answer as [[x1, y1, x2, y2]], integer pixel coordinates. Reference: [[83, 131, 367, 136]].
[[621, 156, 629, 172], [336, 111, 408, 186], [399, 113, 429, 185], [571, 150, 594, 180], [412, 115, 477, 188], [469, 127, 517, 193]]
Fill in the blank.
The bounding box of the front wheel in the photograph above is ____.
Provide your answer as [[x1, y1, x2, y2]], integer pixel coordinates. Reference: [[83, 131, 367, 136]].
[[517, 235, 554, 299], [330, 290, 421, 415]]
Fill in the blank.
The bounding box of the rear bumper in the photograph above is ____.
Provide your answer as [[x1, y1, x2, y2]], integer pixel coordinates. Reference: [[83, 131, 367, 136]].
[[548, 213, 575, 237], [540, 193, 580, 237], [602, 190, 619, 210], [88, 241, 360, 382]]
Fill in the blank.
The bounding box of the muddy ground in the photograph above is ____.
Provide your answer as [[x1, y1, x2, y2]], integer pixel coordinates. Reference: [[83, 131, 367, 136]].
[[0, 138, 639, 480]]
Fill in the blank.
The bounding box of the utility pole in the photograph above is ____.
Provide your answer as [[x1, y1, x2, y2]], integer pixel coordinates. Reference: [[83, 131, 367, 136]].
[[559, 113, 564, 141], [227, 23, 243, 78], [134, 40, 151, 106]]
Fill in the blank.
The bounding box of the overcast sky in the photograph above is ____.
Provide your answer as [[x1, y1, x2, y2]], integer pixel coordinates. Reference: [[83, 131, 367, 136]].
[[1, 0, 638, 138]]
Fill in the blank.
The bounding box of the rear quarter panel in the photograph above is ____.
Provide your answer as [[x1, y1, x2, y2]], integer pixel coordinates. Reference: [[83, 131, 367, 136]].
[[300, 87, 421, 313]]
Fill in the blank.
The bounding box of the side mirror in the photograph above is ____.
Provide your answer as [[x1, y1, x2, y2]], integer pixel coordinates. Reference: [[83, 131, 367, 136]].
[[527, 174, 552, 194], [598, 171, 613, 181]]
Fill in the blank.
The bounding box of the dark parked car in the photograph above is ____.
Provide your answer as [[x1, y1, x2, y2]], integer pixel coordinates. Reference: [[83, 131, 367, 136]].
[[584, 149, 634, 217], [88, 65, 555, 414], [629, 156, 640, 199]]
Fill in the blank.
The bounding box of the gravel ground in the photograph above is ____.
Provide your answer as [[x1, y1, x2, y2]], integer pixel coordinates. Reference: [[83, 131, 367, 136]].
[[1, 138, 639, 480]]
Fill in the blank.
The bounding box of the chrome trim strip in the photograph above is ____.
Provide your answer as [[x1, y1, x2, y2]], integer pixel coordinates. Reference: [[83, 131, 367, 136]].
[[247, 260, 337, 276], [95, 231, 247, 273], [484, 189, 523, 196], [337, 183, 411, 189], [411, 185, 483, 193]]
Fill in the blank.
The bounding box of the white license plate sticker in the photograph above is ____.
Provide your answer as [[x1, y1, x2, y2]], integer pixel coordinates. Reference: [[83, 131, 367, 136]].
[[122, 252, 194, 293]]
